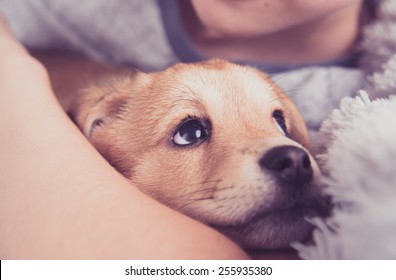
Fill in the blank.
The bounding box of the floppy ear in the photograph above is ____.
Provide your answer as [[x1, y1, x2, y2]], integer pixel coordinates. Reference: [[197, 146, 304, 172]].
[[68, 73, 152, 178], [68, 81, 130, 139], [68, 73, 150, 139]]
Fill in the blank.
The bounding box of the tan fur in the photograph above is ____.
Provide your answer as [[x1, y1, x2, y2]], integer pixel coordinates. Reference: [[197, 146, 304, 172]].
[[36, 52, 327, 249]]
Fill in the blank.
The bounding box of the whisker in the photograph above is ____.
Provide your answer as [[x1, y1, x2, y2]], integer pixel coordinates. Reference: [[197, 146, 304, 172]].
[[176, 187, 217, 199], [189, 179, 222, 186], [177, 185, 236, 210], [283, 87, 306, 93], [282, 88, 308, 97], [179, 196, 215, 210], [269, 74, 309, 98], [270, 96, 281, 103], [269, 73, 293, 85], [176, 182, 233, 199], [204, 204, 227, 213]]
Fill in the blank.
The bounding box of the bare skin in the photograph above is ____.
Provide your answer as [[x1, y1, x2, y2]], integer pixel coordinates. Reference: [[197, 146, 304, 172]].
[[180, 0, 363, 64]]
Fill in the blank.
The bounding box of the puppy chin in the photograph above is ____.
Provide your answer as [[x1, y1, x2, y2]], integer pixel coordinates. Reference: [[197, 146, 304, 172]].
[[213, 207, 318, 249]]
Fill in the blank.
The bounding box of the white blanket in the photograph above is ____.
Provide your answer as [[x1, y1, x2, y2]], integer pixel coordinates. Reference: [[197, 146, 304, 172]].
[[295, 0, 396, 259]]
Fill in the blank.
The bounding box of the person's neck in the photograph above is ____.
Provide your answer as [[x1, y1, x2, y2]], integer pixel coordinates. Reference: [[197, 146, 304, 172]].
[[181, 2, 363, 65]]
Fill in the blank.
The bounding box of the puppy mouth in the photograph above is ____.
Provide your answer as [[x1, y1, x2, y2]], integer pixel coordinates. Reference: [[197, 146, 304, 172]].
[[211, 200, 330, 249], [213, 204, 322, 229], [212, 190, 331, 227]]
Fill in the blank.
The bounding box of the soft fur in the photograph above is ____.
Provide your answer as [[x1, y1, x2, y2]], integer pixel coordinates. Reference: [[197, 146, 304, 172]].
[[295, 0, 396, 259], [37, 53, 328, 250], [71, 60, 326, 250]]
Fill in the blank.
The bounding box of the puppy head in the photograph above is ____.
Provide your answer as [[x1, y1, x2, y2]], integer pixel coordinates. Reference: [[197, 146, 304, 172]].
[[71, 60, 328, 249]]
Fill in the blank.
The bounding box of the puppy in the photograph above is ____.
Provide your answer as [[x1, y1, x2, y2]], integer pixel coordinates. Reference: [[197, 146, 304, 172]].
[[36, 52, 328, 249]]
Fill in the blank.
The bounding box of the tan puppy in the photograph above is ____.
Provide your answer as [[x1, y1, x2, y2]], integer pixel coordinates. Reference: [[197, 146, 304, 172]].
[[36, 52, 328, 249]]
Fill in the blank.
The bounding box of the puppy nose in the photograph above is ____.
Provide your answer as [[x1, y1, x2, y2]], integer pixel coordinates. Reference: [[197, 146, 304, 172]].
[[259, 145, 313, 187]]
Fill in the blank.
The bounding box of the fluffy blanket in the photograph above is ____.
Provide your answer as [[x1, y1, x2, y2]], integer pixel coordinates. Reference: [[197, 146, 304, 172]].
[[295, 0, 396, 259]]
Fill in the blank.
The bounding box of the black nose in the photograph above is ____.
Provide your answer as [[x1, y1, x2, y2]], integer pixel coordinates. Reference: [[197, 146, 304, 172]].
[[259, 145, 313, 187]]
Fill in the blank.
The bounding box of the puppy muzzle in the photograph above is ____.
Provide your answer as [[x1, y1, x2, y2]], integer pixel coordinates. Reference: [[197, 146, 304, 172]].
[[259, 145, 313, 188]]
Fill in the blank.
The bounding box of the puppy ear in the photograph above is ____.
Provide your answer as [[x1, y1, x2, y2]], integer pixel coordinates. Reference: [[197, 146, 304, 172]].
[[68, 77, 134, 139]]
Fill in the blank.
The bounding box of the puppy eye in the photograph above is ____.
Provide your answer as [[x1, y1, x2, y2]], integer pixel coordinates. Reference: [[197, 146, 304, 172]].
[[273, 110, 288, 135], [173, 119, 209, 146]]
